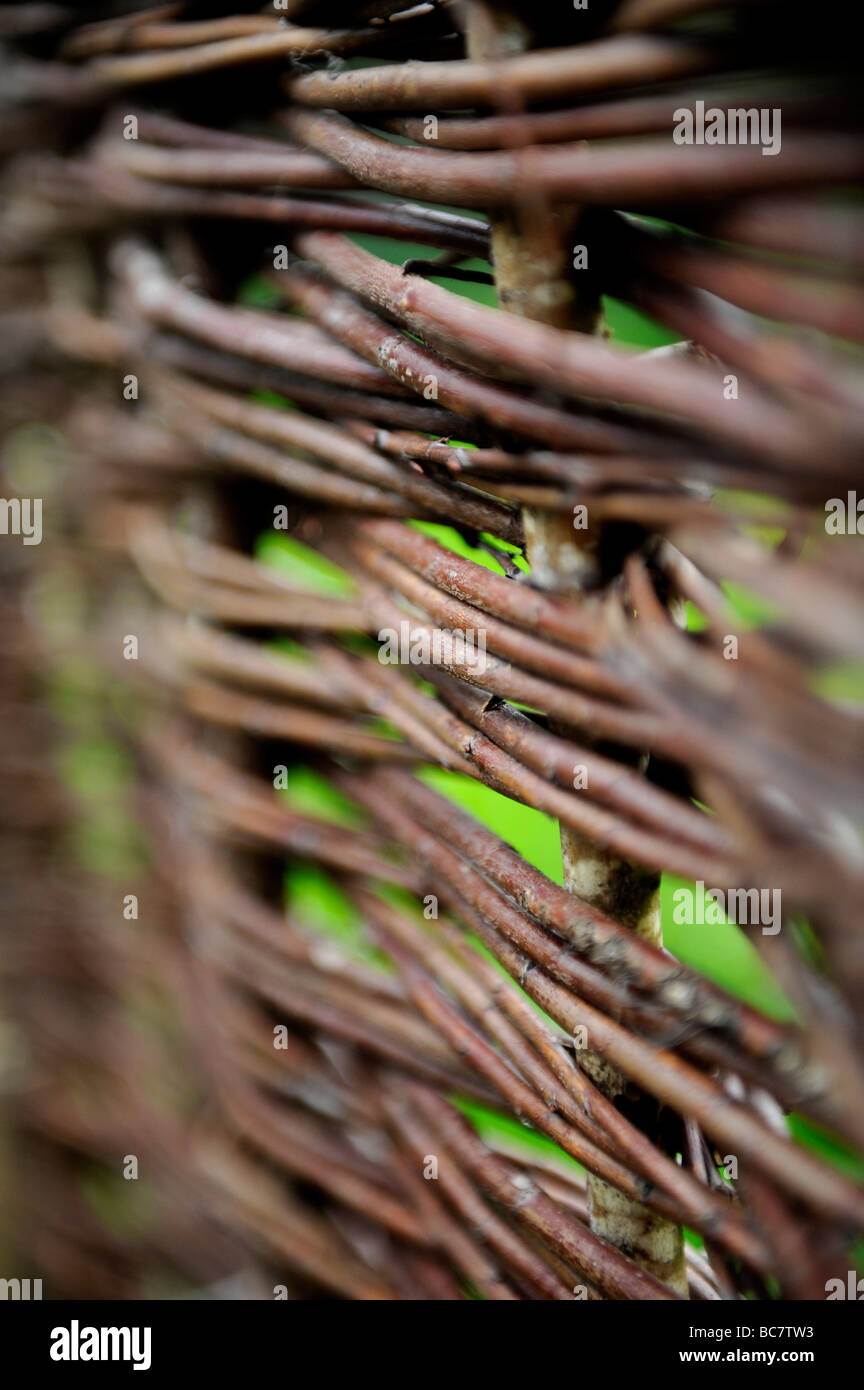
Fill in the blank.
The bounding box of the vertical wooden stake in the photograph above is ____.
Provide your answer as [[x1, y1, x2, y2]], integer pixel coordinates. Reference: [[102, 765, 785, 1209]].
[[463, 0, 687, 1296]]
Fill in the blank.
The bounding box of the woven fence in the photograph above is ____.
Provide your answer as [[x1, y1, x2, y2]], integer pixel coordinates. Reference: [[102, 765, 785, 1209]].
[[1, 0, 863, 1303]]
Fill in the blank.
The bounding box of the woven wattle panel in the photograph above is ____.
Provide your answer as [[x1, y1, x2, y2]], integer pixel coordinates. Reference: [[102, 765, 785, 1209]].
[[0, 0, 862, 1302]]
